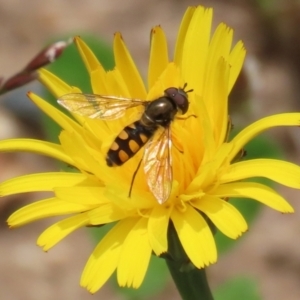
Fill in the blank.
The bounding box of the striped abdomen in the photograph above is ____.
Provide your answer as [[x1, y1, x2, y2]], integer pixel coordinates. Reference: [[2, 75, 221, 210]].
[[106, 120, 157, 166]]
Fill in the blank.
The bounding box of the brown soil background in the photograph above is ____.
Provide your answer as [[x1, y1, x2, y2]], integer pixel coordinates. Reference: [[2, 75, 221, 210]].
[[1, 0, 300, 299]]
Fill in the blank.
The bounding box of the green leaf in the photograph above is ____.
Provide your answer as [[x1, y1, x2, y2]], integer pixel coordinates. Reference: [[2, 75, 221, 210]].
[[214, 277, 262, 300]]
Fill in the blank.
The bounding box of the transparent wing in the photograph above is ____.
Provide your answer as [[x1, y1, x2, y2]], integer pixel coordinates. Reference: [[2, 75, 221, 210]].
[[143, 126, 172, 204], [58, 93, 147, 120]]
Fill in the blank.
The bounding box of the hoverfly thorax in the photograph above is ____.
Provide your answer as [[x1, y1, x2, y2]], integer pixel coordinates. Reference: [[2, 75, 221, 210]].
[[141, 98, 177, 127]]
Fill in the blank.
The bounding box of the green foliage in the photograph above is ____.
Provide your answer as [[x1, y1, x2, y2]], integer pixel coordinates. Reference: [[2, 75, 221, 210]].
[[214, 277, 262, 300]]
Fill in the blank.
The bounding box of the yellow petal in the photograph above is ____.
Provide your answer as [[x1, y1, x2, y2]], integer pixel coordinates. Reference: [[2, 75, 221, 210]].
[[81, 218, 137, 293], [0, 172, 89, 196], [74, 36, 102, 73], [148, 26, 169, 89], [117, 217, 152, 288], [54, 186, 106, 205], [202, 57, 230, 147], [74, 36, 108, 94], [28, 92, 83, 133], [228, 40, 246, 93], [228, 113, 300, 162], [187, 143, 234, 193], [90, 68, 109, 94], [38, 68, 81, 98], [171, 204, 217, 268], [113, 32, 146, 98], [192, 94, 216, 164], [104, 181, 153, 210], [148, 205, 171, 255], [212, 182, 294, 213], [174, 6, 196, 66], [59, 130, 113, 182], [0, 139, 74, 165], [87, 204, 126, 225], [207, 23, 233, 65], [182, 7, 212, 93], [7, 198, 90, 227], [105, 68, 131, 97], [192, 196, 247, 239], [37, 213, 89, 251], [221, 159, 300, 190], [147, 63, 181, 100]]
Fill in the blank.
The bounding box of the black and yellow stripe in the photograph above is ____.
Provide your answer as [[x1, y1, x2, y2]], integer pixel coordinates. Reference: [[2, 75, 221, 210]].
[[106, 120, 157, 166]]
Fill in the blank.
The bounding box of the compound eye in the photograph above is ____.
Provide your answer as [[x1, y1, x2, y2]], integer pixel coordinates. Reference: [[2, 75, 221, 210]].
[[164, 87, 190, 114], [174, 92, 189, 114]]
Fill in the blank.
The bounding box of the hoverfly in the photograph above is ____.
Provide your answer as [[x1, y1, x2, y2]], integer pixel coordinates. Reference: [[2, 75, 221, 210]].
[[58, 84, 193, 204]]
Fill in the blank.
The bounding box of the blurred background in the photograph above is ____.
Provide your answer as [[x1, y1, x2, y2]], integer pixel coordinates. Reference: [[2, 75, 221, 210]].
[[1, 0, 300, 299]]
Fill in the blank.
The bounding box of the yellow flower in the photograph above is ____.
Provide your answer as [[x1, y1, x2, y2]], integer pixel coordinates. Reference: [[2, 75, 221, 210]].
[[1, 6, 300, 293]]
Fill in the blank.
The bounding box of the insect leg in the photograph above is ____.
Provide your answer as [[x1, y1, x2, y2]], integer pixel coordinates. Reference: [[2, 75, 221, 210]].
[[128, 158, 143, 198], [175, 114, 197, 120]]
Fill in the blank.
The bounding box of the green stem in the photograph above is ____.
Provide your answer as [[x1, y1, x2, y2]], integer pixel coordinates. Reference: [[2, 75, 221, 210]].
[[165, 222, 214, 300], [167, 260, 213, 300]]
